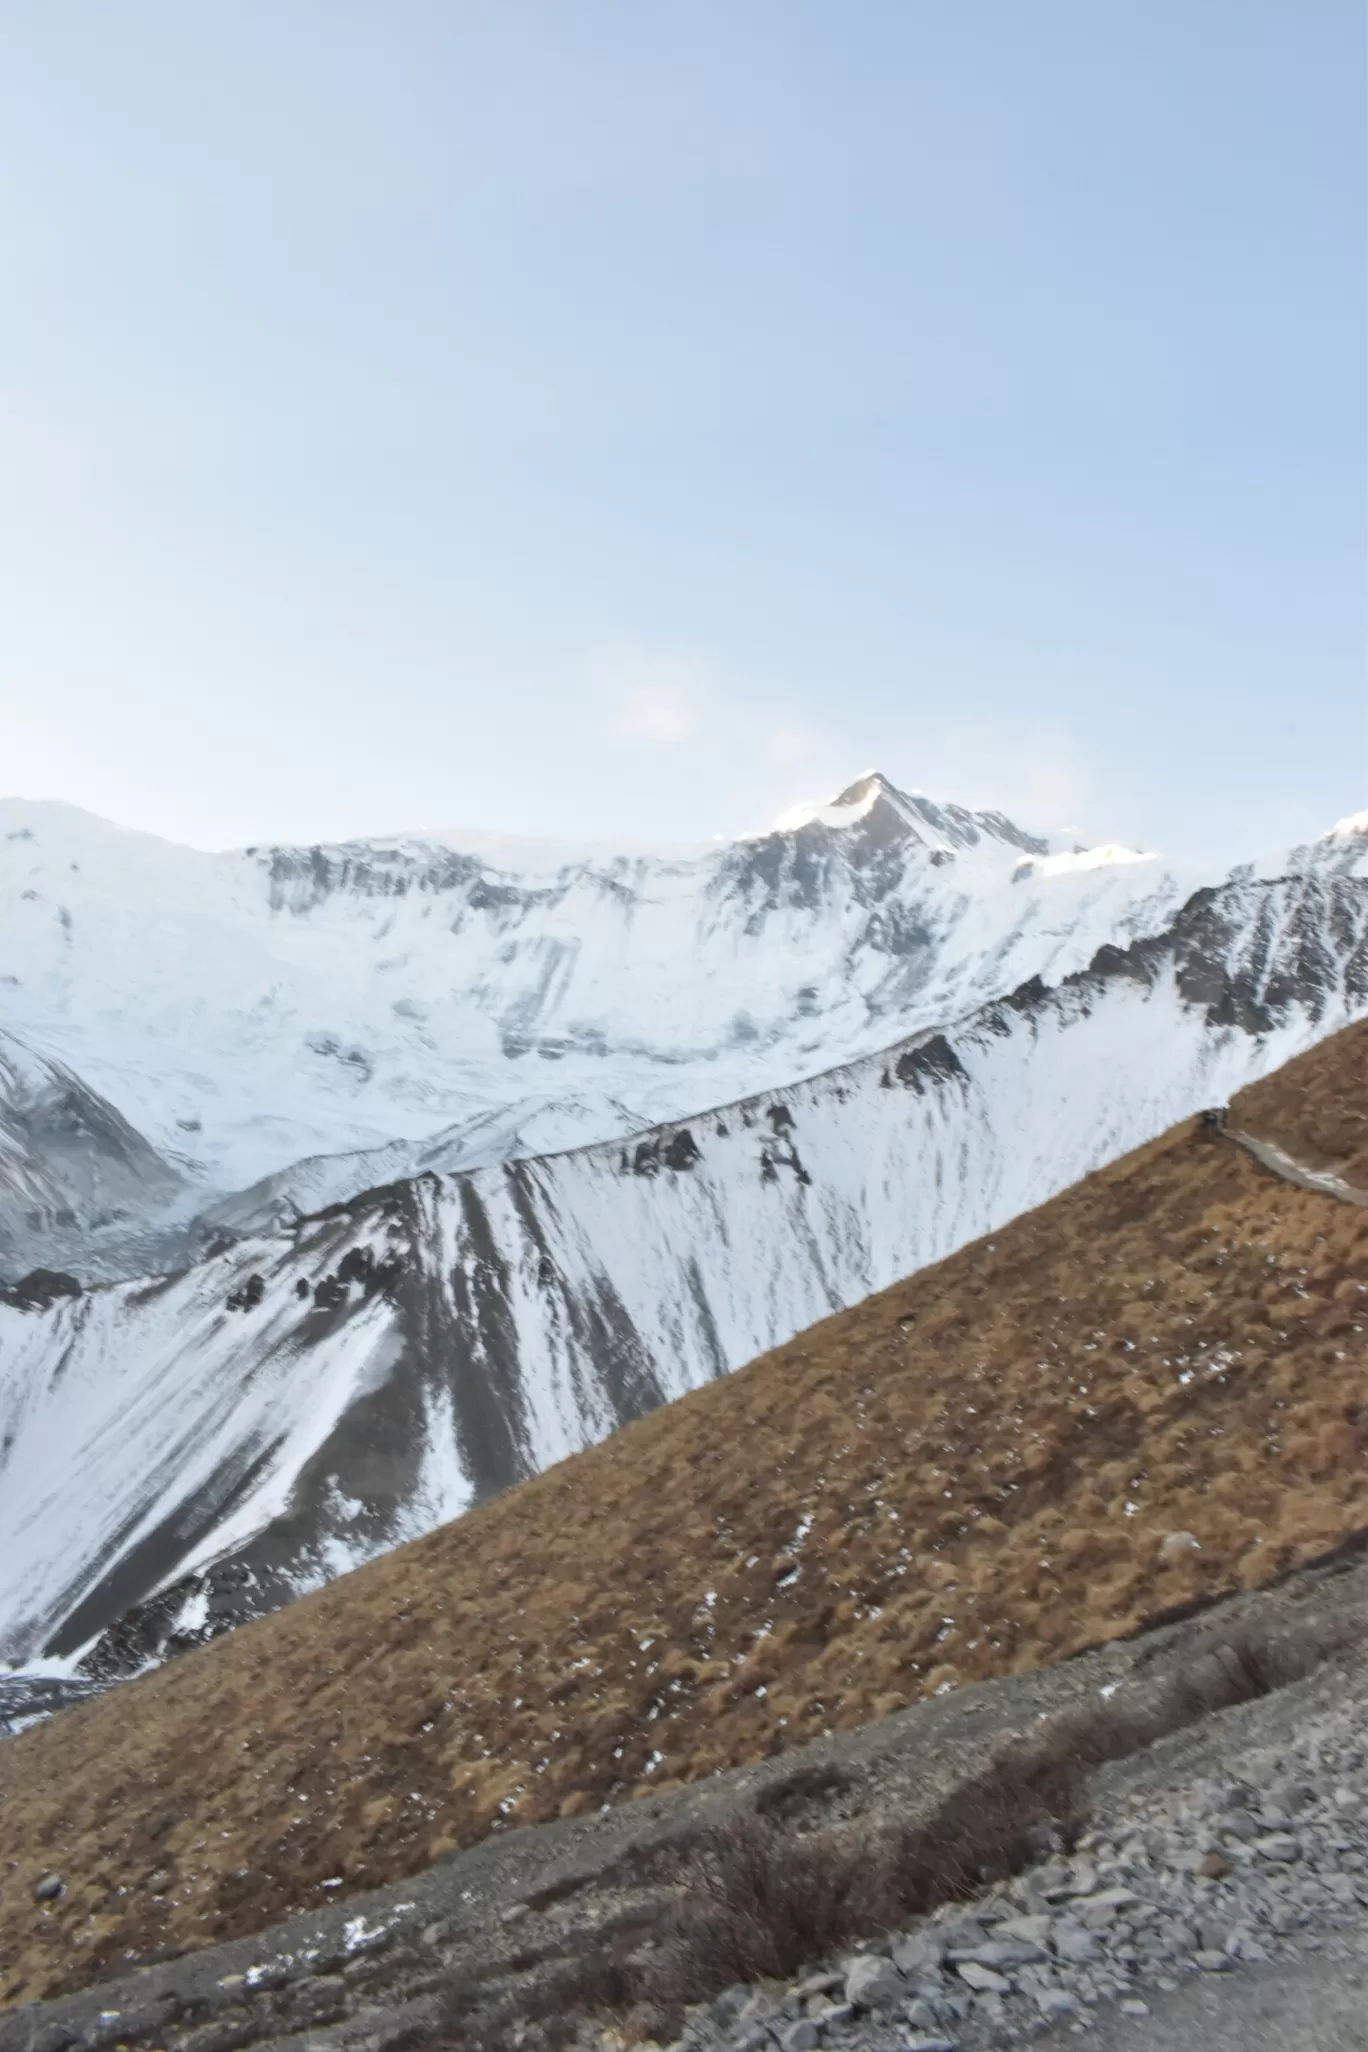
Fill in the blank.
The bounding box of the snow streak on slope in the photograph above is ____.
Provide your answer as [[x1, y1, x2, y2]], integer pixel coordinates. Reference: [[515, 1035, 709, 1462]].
[[1, 870, 1364, 1672], [0, 777, 1202, 1263]]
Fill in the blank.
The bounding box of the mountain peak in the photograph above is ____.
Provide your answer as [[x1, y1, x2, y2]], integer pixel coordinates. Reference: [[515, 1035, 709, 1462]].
[[828, 768, 893, 809], [772, 772, 1049, 857]]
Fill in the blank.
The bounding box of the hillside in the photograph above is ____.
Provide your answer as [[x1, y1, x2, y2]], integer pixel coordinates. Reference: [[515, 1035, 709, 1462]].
[[0, 1019, 1364, 2011], [3, 866, 1363, 1674]]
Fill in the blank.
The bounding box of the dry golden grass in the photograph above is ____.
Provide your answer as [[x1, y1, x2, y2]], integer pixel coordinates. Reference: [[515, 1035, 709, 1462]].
[[1, 1021, 1365, 2008]]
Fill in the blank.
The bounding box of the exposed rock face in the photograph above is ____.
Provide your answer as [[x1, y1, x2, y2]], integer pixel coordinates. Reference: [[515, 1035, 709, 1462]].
[[0, 1031, 186, 1281], [0, 868, 1363, 1673]]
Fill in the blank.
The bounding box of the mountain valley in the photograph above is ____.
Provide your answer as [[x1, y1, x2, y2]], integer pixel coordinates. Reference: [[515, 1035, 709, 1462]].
[[0, 1018, 1364, 2013], [1, 858, 1364, 1675]]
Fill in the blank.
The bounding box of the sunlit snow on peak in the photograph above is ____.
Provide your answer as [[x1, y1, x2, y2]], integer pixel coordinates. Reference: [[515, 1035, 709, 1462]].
[[1015, 843, 1157, 878]]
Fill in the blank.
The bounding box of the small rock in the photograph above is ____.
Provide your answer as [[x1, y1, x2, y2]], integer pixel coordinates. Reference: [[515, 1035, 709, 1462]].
[[778, 2021, 818, 2052], [1052, 1923, 1103, 1964], [937, 1913, 990, 1949], [1158, 1531, 1201, 1563], [1194, 1949, 1233, 1972], [499, 1900, 530, 1924], [995, 1913, 1051, 1945], [954, 1961, 1010, 1994], [1198, 1851, 1230, 1878], [145, 1866, 173, 1893], [892, 1929, 944, 1974], [1080, 1885, 1139, 1912], [1254, 1833, 1302, 1862], [904, 2039, 958, 2052], [905, 1997, 946, 2029], [792, 1971, 844, 1998], [844, 1955, 903, 2010], [1079, 1890, 1139, 1928], [709, 1985, 750, 2029], [953, 1939, 1046, 1966], [1033, 1988, 1080, 2017], [33, 1872, 65, 1902], [1120, 1998, 1151, 2017]]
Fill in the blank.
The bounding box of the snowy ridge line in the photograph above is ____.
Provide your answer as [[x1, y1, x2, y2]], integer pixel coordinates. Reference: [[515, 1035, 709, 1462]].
[[197, 850, 1368, 1253], [2, 780, 1361, 1278], [0, 772, 1232, 1272], [277, 858, 1368, 1203], [0, 866, 1365, 1679]]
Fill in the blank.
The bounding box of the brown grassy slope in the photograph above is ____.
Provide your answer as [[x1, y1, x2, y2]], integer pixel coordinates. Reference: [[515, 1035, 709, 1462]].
[[2, 1021, 1365, 2008]]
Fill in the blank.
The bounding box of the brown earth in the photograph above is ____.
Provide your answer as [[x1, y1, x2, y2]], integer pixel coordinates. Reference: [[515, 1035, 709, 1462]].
[[1, 1020, 1365, 2010]]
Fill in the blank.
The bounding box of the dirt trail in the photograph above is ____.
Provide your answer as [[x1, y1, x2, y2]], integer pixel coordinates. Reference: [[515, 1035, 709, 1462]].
[[1226, 1124, 1368, 1207]]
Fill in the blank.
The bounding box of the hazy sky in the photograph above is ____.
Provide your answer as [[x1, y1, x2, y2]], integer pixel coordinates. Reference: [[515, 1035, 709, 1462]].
[[2, 3, 1363, 860]]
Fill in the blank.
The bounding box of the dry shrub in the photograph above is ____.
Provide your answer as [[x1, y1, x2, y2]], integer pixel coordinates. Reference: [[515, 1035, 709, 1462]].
[[646, 1812, 884, 2006], [885, 1728, 1088, 1918]]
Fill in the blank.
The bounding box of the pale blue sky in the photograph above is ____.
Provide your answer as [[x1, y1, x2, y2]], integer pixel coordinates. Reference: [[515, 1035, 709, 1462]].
[[1, 2, 1363, 859]]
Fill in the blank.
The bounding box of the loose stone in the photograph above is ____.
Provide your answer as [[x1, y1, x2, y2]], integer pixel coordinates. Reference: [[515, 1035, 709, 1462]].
[[843, 1955, 903, 2011], [954, 1961, 1011, 1994]]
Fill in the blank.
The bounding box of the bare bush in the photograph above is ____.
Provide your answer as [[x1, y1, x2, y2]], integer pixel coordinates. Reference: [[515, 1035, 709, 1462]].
[[645, 1812, 886, 2008]]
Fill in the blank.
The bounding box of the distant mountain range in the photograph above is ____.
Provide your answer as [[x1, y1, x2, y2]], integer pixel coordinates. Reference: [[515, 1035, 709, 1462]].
[[1, 773, 1218, 1277], [1, 767, 1364, 1673]]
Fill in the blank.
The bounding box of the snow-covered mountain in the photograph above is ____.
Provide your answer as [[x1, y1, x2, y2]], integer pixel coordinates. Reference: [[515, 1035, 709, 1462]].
[[2, 864, 1364, 1674], [1, 775, 1208, 1269], [0, 1029, 190, 1281], [1283, 810, 1368, 879]]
